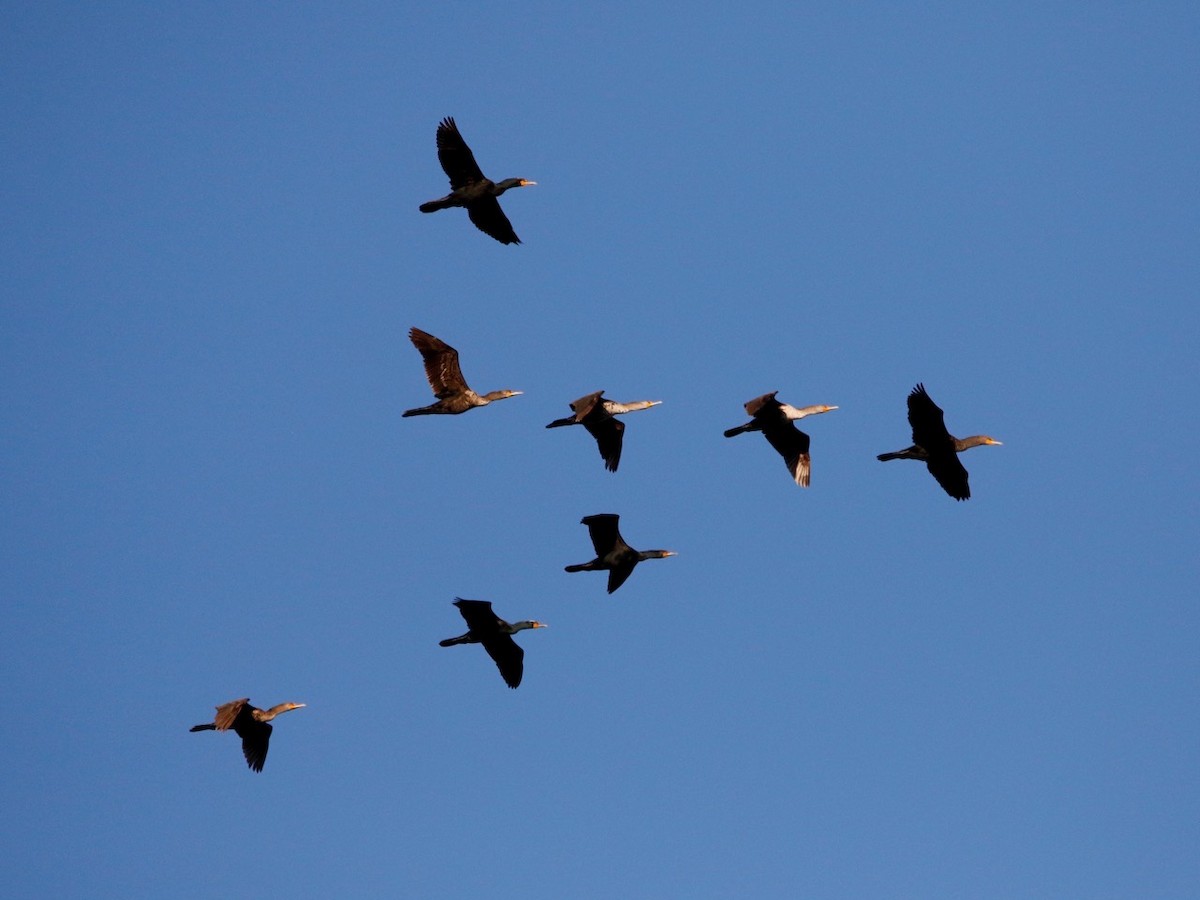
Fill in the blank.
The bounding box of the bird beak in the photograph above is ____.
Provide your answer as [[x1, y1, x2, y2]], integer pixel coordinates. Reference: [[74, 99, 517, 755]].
[[649, 401, 663, 407], [295, 704, 307, 709], [535, 622, 548, 628], [522, 180, 537, 186], [826, 406, 839, 411], [988, 439, 1003, 445], [665, 551, 678, 557]]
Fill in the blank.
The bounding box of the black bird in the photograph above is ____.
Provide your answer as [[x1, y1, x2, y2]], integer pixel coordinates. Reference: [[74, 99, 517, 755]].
[[877, 383, 1001, 501], [546, 391, 662, 472], [403, 327, 521, 416], [419, 117, 535, 245], [565, 513, 676, 594], [439, 598, 546, 689], [723, 392, 838, 487], [190, 698, 305, 772]]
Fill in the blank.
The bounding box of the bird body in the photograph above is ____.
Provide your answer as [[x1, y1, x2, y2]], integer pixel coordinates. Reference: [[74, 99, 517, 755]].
[[877, 383, 1001, 500], [419, 117, 535, 245], [723, 392, 837, 487], [190, 698, 305, 772], [440, 598, 545, 689], [546, 391, 662, 472], [564, 513, 676, 594], [403, 327, 521, 416]]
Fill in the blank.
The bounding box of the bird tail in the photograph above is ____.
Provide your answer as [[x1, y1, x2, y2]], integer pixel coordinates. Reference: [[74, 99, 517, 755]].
[[564, 563, 590, 573], [876, 451, 902, 461], [545, 416, 576, 428], [189, 723, 215, 732], [402, 407, 430, 417], [419, 197, 453, 213], [723, 425, 750, 438], [439, 636, 469, 647]]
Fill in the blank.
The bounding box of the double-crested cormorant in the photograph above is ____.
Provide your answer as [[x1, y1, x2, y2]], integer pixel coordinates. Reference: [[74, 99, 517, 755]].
[[546, 391, 662, 472], [190, 698, 305, 772], [403, 327, 521, 416], [419, 117, 535, 245], [723, 392, 838, 487], [439, 598, 545, 689], [877, 383, 1001, 501], [565, 513, 676, 594]]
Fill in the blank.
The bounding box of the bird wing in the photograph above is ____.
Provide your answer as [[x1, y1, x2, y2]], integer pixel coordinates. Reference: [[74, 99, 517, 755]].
[[582, 514, 624, 557], [467, 197, 521, 245], [480, 634, 524, 688], [569, 391, 605, 420], [907, 383, 952, 449], [435, 117, 485, 189], [606, 562, 637, 594], [212, 698, 250, 731], [762, 424, 812, 487], [409, 328, 470, 397], [583, 416, 624, 472], [453, 598, 502, 633], [926, 454, 971, 501], [236, 721, 271, 772], [744, 392, 780, 417]]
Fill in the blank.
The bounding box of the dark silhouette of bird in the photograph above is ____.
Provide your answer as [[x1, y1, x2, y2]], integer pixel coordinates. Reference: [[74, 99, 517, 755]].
[[877, 383, 1001, 501], [565, 513, 676, 594], [190, 698, 305, 772], [723, 392, 837, 487], [546, 391, 662, 472], [419, 117, 535, 245], [439, 598, 546, 689], [402, 327, 521, 416]]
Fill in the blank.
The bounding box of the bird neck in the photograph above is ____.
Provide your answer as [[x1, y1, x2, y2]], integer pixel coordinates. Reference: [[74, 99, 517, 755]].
[[955, 435, 997, 452], [640, 550, 676, 560], [493, 178, 527, 195], [507, 620, 543, 634], [609, 400, 661, 414], [256, 702, 303, 722]]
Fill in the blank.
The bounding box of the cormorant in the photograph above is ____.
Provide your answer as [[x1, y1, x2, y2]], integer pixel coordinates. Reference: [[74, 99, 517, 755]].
[[403, 327, 521, 416], [565, 513, 676, 594], [419, 117, 535, 245], [723, 392, 838, 487], [546, 391, 662, 472], [877, 383, 1001, 501], [439, 598, 546, 689], [190, 698, 305, 772]]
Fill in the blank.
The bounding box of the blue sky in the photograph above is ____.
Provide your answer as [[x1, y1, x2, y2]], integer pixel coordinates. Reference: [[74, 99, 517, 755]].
[[2, 4, 1198, 898]]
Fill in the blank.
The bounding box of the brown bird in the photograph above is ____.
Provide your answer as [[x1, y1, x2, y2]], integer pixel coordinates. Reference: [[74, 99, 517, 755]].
[[723, 392, 838, 487], [189, 698, 305, 772], [403, 327, 521, 416], [877, 383, 1001, 501], [419, 117, 535, 245], [439, 598, 546, 689], [565, 513, 676, 594], [546, 391, 662, 472]]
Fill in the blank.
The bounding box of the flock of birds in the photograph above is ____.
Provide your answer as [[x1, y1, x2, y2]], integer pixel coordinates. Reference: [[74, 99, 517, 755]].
[[191, 117, 1002, 771]]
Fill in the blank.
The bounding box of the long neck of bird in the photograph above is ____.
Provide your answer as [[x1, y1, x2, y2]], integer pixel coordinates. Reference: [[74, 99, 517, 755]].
[[955, 435, 998, 452], [780, 404, 834, 420], [608, 400, 661, 414], [256, 702, 304, 722], [507, 620, 542, 634]]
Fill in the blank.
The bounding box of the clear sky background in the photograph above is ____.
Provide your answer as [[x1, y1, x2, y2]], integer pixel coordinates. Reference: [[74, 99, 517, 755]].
[[3, 4, 1198, 898]]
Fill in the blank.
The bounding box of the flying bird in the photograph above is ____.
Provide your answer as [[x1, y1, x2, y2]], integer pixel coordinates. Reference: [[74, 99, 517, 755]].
[[546, 391, 662, 472], [877, 383, 1001, 500], [403, 327, 521, 416], [189, 698, 305, 772], [723, 392, 838, 487], [419, 117, 535, 245], [439, 598, 546, 689], [565, 513, 676, 594]]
